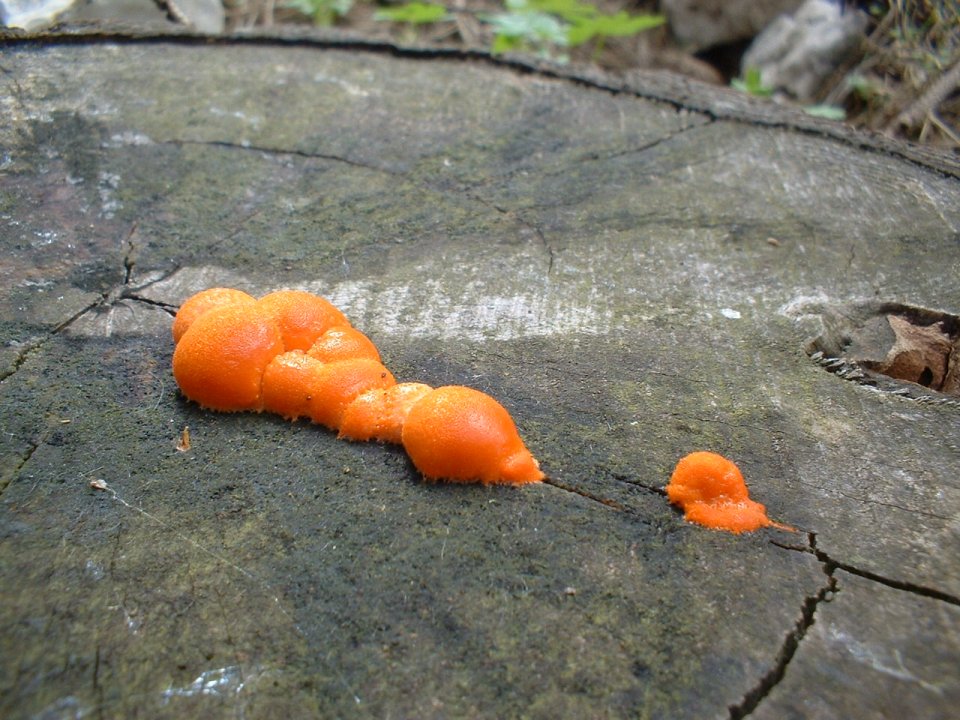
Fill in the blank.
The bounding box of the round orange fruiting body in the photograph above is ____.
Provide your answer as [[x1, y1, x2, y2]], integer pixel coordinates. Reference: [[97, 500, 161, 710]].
[[172, 287, 257, 344], [310, 359, 396, 430], [257, 289, 350, 351], [665, 451, 778, 534], [307, 326, 381, 364], [260, 351, 324, 421], [172, 304, 284, 412], [401, 386, 544, 485], [340, 382, 434, 443]]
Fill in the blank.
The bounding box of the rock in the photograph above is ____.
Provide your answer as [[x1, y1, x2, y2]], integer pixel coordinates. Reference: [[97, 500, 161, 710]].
[[741, 0, 868, 101], [661, 0, 803, 50], [62, 0, 224, 33], [0, 0, 76, 29]]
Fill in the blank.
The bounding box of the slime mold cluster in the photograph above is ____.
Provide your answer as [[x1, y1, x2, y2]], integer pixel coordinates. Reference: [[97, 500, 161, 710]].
[[171, 288, 545, 485]]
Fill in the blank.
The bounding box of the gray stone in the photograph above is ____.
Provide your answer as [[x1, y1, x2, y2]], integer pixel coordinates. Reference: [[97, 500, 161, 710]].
[[0, 0, 76, 29], [63, 0, 224, 33], [662, 0, 803, 50], [0, 35, 957, 720], [742, 0, 868, 101]]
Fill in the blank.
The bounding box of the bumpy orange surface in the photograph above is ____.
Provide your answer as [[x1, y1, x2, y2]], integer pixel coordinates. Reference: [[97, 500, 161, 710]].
[[172, 288, 544, 484], [172, 304, 284, 412], [401, 386, 545, 484], [257, 289, 349, 351], [307, 326, 381, 363], [261, 351, 325, 421], [666, 451, 781, 533], [340, 382, 433, 442], [171, 287, 257, 343]]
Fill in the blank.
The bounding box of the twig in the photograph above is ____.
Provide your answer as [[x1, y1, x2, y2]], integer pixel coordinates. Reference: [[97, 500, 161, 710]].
[[887, 56, 960, 133]]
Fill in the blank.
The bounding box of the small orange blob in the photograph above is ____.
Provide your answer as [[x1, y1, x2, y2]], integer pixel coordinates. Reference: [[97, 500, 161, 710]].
[[307, 326, 382, 364], [307, 359, 396, 430], [666, 451, 785, 533], [261, 351, 325, 421], [172, 287, 257, 344], [172, 304, 284, 412], [401, 386, 545, 485], [339, 382, 434, 443], [257, 290, 350, 351]]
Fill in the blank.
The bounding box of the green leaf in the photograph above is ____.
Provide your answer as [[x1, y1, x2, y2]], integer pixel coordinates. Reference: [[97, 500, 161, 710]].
[[802, 104, 847, 121], [567, 12, 665, 46], [731, 67, 773, 97], [282, 0, 353, 25], [521, 0, 599, 24], [483, 11, 569, 47], [374, 2, 451, 24]]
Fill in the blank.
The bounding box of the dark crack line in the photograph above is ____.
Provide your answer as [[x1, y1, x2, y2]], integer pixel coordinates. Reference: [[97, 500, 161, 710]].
[[167, 138, 398, 175], [541, 477, 631, 512], [0, 438, 39, 496], [0, 297, 104, 382], [122, 293, 178, 316], [772, 532, 960, 607], [730, 533, 837, 719], [585, 119, 710, 165], [475, 196, 556, 275], [729, 577, 836, 719], [542, 472, 666, 514], [1, 222, 172, 385]]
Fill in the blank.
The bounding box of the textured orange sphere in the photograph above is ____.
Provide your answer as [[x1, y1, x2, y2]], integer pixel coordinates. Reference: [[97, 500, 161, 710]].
[[257, 290, 350, 351], [307, 326, 381, 363], [401, 386, 544, 484], [172, 304, 284, 411], [340, 382, 434, 443], [172, 287, 257, 344]]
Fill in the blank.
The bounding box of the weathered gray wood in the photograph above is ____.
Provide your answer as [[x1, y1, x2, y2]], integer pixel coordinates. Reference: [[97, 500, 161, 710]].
[[1, 36, 957, 719]]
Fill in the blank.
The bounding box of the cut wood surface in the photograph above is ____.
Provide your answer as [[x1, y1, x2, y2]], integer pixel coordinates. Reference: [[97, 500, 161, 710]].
[[1, 33, 958, 719]]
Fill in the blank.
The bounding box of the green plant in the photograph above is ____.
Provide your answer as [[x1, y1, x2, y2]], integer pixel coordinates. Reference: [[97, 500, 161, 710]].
[[484, 2, 570, 59], [731, 67, 774, 97], [374, 2, 451, 24], [802, 104, 847, 120], [282, 0, 354, 26], [482, 0, 664, 61], [566, 9, 665, 51]]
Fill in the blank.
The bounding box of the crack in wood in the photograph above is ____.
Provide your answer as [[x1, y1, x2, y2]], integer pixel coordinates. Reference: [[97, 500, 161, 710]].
[[0, 438, 39, 496], [775, 533, 960, 606], [542, 471, 666, 514], [735, 528, 960, 717], [167, 138, 398, 176], [541, 477, 631, 511], [730, 533, 837, 719], [0, 298, 103, 382]]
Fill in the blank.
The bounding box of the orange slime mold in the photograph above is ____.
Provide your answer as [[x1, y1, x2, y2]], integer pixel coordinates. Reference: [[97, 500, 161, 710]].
[[666, 451, 788, 533], [171, 288, 544, 484], [172, 303, 284, 412], [257, 289, 349, 351], [401, 386, 545, 485], [171, 287, 256, 344], [307, 326, 381, 364], [340, 382, 434, 443]]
